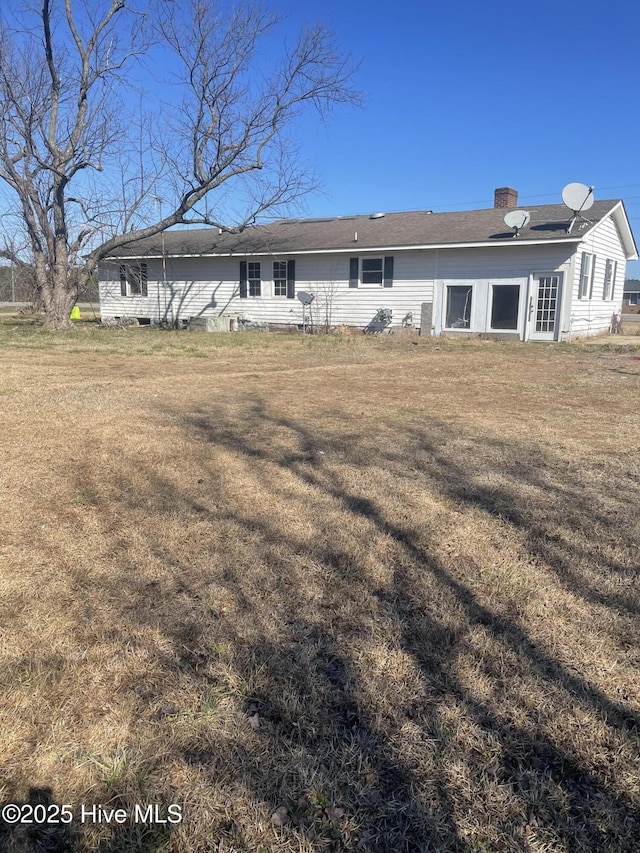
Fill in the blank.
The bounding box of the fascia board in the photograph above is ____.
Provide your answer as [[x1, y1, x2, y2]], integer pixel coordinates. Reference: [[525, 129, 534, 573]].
[[577, 201, 638, 260], [108, 237, 583, 261]]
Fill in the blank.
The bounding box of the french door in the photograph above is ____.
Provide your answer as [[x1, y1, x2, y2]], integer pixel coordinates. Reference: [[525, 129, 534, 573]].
[[527, 273, 562, 341]]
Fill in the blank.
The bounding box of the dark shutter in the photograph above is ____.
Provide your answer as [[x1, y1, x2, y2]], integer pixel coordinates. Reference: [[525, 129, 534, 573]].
[[239, 261, 247, 298], [140, 263, 148, 297], [120, 265, 127, 296], [383, 256, 394, 288], [349, 257, 359, 288], [286, 259, 295, 299]]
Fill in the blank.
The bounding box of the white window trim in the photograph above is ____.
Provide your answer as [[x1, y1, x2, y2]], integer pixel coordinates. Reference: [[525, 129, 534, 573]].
[[359, 256, 384, 287], [603, 259, 617, 301], [488, 284, 521, 332], [579, 252, 594, 301], [444, 284, 473, 331], [272, 260, 288, 297], [120, 262, 147, 297], [247, 261, 261, 297]]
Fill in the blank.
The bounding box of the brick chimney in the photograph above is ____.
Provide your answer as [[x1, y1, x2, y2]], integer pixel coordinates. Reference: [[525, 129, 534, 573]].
[[494, 187, 518, 209]]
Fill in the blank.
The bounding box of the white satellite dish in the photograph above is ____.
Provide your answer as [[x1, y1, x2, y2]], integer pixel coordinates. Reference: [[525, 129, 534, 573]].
[[562, 182, 594, 213], [503, 209, 531, 236], [561, 183, 595, 233]]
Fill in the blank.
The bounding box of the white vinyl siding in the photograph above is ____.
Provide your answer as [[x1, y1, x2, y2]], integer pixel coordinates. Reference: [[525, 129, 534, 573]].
[[99, 252, 436, 331], [433, 243, 573, 338], [97, 221, 628, 340], [569, 215, 628, 338]]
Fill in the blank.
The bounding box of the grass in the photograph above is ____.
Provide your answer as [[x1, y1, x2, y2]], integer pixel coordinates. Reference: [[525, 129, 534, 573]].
[[0, 324, 639, 852]]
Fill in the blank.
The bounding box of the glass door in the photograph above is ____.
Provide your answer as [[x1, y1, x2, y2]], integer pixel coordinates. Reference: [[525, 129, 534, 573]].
[[528, 274, 562, 341]]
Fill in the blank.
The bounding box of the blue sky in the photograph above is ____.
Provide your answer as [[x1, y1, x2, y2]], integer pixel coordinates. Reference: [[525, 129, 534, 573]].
[[3, 0, 638, 277], [275, 0, 640, 277]]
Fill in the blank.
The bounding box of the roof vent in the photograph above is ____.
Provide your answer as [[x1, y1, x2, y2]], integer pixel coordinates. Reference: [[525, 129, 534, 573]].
[[370, 212, 385, 219]]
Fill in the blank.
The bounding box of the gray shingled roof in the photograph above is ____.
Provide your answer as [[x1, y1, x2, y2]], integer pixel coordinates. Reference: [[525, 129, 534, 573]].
[[112, 200, 621, 258]]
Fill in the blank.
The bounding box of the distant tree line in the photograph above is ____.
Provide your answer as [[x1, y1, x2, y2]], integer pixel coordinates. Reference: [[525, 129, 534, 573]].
[[0, 264, 98, 304]]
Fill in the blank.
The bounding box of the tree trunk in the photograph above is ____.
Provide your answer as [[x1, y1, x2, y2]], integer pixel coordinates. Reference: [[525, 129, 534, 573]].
[[41, 272, 76, 331]]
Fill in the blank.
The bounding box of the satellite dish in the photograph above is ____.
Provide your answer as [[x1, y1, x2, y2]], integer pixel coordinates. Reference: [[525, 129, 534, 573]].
[[561, 183, 595, 233], [562, 183, 594, 213], [504, 210, 531, 235], [297, 291, 314, 305]]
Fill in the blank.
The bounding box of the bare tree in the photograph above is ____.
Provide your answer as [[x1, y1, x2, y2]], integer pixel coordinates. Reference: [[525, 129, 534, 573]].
[[309, 273, 342, 333], [0, 0, 358, 329]]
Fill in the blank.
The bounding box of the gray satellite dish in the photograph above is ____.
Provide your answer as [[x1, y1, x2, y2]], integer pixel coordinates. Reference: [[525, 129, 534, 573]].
[[561, 182, 594, 233], [297, 291, 314, 336], [504, 209, 531, 236]]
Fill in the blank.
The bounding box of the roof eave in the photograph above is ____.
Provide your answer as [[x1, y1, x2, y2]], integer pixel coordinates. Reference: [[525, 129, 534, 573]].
[[611, 201, 638, 260], [578, 200, 638, 260], [105, 235, 584, 261]]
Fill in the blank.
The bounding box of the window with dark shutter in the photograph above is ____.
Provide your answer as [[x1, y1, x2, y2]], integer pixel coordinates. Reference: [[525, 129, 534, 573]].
[[349, 257, 359, 288], [140, 263, 148, 297], [239, 261, 248, 298], [286, 259, 295, 299], [120, 265, 127, 296]]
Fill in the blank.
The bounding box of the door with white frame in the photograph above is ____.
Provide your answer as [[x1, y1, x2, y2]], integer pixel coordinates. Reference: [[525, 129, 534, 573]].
[[527, 273, 563, 341]]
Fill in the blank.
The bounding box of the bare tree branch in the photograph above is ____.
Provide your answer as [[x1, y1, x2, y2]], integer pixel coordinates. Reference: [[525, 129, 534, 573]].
[[0, 0, 359, 328]]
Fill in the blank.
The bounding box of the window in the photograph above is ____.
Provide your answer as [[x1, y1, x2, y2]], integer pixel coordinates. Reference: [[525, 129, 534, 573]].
[[119, 263, 148, 297], [273, 261, 287, 296], [362, 258, 383, 284], [349, 256, 394, 287], [248, 262, 261, 296], [603, 259, 617, 300], [490, 285, 520, 330], [446, 285, 472, 329], [579, 252, 594, 300]]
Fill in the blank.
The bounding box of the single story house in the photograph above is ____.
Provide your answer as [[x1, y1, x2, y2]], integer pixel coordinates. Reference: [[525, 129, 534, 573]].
[[623, 279, 640, 306], [99, 187, 637, 341]]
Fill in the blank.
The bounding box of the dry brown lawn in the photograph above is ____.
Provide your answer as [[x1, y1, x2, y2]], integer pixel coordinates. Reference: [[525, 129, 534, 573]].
[[0, 323, 639, 852]]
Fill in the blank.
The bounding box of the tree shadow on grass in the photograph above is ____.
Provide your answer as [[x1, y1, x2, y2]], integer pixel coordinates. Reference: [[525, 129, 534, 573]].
[[0, 788, 73, 853], [0, 788, 173, 853], [6, 393, 639, 851], [167, 398, 640, 848]]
